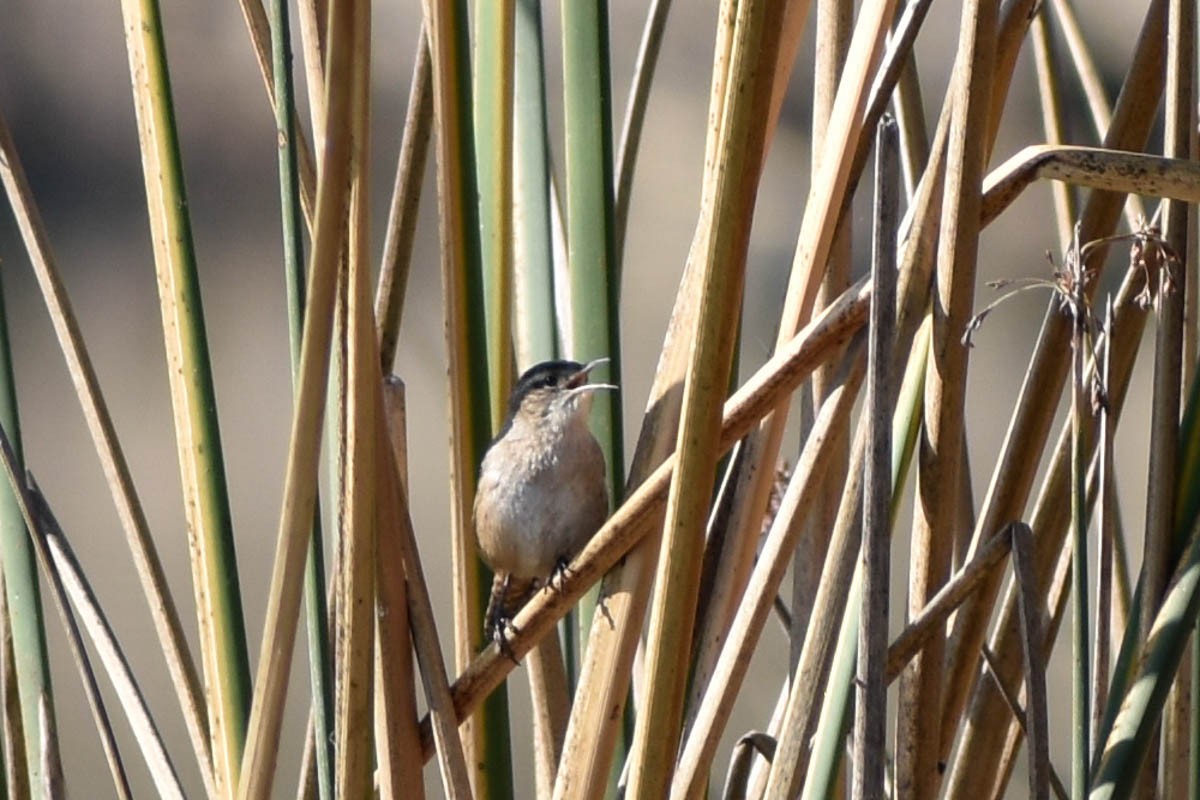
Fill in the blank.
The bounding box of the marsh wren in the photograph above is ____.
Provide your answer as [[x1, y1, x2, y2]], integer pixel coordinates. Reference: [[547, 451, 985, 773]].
[[474, 358, 615, 651]]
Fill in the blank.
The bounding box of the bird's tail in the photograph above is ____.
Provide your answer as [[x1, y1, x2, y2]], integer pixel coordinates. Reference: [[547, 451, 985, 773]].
[[484, 572, 537, 641]]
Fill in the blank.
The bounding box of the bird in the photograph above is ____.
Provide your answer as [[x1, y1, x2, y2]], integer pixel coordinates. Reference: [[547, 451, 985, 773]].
[[473, 358, 615, 655]]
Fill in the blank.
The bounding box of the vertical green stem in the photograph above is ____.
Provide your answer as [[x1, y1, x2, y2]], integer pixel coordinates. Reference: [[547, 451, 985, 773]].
[[268, 0, 333, 795], [0, 271, 54, 794], [561, 0, 624, 485], [560, 0, 627, 772], [561, 0, 625, 682], [513, 0, 557, 366]]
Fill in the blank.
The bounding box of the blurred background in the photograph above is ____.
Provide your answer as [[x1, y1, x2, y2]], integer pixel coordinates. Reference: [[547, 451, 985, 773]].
[[0, 0, 1154, 795]]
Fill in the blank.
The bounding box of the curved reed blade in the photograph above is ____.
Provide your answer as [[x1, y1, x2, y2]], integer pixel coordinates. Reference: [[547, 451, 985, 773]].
[[982, 147, 1200, 228], [721, 732, 776, 800]]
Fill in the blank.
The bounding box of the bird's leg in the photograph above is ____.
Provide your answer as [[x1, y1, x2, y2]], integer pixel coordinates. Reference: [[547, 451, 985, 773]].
[[485, 573, 521, 664], [484, 572, 509, 639]]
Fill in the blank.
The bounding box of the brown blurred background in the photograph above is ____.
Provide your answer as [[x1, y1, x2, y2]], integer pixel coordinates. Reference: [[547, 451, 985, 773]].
[[0, 1, 1154, 796]]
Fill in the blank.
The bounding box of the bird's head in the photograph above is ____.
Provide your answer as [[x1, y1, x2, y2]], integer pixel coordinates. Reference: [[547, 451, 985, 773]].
[[505, 358, 617, 429]]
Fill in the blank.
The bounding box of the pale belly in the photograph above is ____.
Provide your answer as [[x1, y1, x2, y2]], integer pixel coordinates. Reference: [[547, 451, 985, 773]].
[[474, 434, 608, 580]]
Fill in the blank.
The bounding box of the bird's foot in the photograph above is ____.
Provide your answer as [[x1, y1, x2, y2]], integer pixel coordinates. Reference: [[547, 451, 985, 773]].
[[546, 556, 573, 594], [487, 613, 521, 664]]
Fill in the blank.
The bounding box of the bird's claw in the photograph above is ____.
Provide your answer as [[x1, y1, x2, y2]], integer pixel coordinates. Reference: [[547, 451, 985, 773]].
[[488, 615, 521, 664], [546, 557, 573, 594]]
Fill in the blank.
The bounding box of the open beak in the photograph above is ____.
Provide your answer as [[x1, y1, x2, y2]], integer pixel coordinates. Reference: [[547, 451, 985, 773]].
[[561, 357, 619, 402], [566, 357, 614, 389]]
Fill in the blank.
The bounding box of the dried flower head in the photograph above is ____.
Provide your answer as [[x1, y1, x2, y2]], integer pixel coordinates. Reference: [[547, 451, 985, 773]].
[[1080, 216, 1180, 310], [963, 222, 1109, 409], [961, 247, 1096, 348]]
